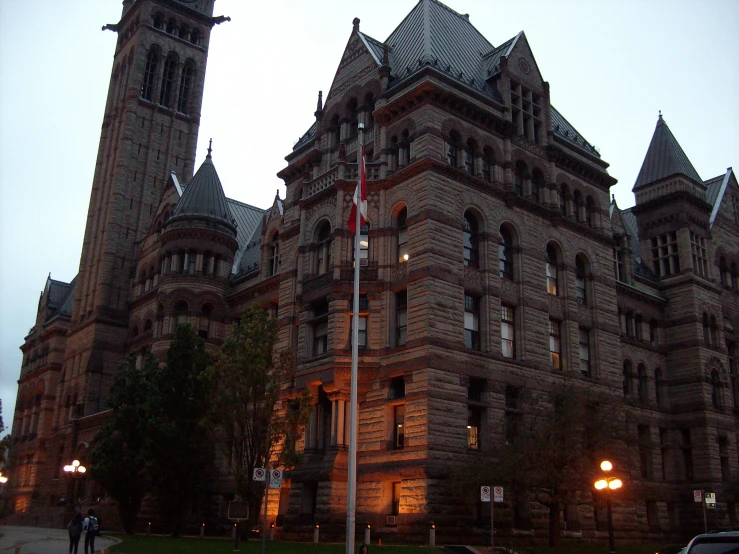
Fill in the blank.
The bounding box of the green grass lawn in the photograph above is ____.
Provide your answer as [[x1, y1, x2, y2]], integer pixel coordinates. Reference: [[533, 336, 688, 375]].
[[107, 534, 671, 554]]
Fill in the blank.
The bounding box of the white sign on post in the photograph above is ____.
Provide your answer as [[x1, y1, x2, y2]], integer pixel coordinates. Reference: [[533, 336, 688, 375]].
[[705, 493, 716, 505], [493, 486, 504, 503], [481, 486, 491, 502], [269, 469, 283, 489], [694, 490, 703, 503], [253, 468, 266, 482]]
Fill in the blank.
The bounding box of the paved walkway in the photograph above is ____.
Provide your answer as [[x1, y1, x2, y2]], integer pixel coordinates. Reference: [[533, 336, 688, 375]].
[[0, 526, 118, 554]]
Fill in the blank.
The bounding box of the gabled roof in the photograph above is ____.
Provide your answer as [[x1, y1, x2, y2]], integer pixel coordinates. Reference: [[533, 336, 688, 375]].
[[552, 108, 601, 158], [633, 115, 703, 191], [482, 33, 520, 78], [171, 149, 236, 233], [707, 167, 735, 227], [618, 208, 659, 283], [228, 199, 266, 274]]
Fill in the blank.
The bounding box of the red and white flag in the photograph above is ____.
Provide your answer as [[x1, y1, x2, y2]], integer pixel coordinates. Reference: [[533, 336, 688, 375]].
[[347, 145, 367, 234]]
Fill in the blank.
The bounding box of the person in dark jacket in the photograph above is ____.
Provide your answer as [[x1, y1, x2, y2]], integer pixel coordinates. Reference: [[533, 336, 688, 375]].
[[67, 512, 83, 554], [83, 508, 98, 554]]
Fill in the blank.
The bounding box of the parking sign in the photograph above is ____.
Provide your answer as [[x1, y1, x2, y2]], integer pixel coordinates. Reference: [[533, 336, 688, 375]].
[[253, 468, 266, 481], [481, 486, 491, 502], [493, 486, 504, 503]]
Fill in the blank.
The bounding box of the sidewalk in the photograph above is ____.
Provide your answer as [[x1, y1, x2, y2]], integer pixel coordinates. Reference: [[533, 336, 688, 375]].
[[0, 525, 118, 554]]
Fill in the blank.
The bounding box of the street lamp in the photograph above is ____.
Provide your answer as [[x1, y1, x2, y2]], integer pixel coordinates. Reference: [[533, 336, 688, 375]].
[[63, 460, 87, 512], [0, 471, 8, 485], [594, 460, 623, 554]]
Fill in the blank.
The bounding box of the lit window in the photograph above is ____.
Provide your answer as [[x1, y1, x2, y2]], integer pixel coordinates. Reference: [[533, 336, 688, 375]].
[[549, 319, 561, 370], [501, 305, 515, 358], [464, 295, 480, 350], [467, 407, 481, 450], [393, 405, 405, 448], [546, 244, 559, 296], [579, 328, 590, 376]]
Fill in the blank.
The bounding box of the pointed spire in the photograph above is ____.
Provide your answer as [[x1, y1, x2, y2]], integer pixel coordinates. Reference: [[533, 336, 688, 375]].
[[633, 115, 702, 190], [316, 91, 323, 112], [206, 138, 213, 159]]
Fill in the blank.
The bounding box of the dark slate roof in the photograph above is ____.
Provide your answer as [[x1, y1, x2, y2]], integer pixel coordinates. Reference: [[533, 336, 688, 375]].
[[386, 0, 495, 94], [707, 168, 734, 227], [235, 220, 264, 277], [171, 152, 236, 231], [619, 208, 658, 283], [552, 108, 601, 158], [293, 122, 317, 152], [633, 115, 702, 191], [42, 276, 76, 326], [228, 199, 266, 274], [359, 31, 385, 64], [482, 34, 519, 78]]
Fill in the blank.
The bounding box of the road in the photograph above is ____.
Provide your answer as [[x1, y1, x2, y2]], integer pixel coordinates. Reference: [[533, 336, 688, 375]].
[[0, 525, 118, 554]]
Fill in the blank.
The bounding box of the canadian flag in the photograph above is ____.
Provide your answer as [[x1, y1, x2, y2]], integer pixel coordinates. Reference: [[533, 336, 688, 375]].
[[347, 145, 367, 234]]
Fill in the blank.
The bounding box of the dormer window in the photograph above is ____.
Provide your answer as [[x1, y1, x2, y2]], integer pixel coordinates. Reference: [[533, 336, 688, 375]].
[[511, 81, 542, 143]]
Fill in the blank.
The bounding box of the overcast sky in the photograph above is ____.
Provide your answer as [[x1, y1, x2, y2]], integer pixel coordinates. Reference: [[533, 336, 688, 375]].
[[0, 0, 737, 435]]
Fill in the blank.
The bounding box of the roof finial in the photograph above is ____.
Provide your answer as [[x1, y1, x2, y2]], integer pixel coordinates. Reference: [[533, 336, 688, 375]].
[[276, 188, 280, 199], [658, 110, 662, 119], [207, 138, 213, 159], [353, 17, 360, 33], [382, 43, 389, 65], [317, 90, 323, 112]]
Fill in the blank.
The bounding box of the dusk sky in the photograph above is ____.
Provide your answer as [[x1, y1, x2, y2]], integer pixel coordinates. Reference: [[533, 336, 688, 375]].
[[1, 0, 737, 435]]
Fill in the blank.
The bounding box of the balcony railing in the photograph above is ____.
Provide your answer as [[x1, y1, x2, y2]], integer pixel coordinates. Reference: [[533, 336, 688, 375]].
[[305, 163, 380, 199]]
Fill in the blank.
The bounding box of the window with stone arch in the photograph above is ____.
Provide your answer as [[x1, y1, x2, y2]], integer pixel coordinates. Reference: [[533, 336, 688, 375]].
[[586, 196, 596, 227], [513, 161, 526, 196], [314, 220, 332, 275], [637, 363, 648, 400], [546, 242, 562, 296], [573, 190, 583, 223], [531, 168, 544, 202], [623, 360, 633, 398], [499, 224, 516, 280], [463, 211, 480, 268], [396, 206, 409, 264], [447, 130, 461, 168], [177, 59, 195, 114], [173, 300, 189, 330], [575, 253, 590, 306], [159, 52, 179, 108], [141, 45, 161, 101], [481, 147, 495, 183], [711, 369, 722, 408], [464, 138, 477, 176], [268, 231, 280, 277]]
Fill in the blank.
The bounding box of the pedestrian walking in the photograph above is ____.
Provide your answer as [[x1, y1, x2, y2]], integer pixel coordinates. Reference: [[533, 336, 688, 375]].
[[83, 508, 99, 554], [67, 512, 83, 554]]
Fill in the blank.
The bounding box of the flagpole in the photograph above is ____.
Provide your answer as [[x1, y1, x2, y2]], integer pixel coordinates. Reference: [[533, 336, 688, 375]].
[[346, 122, 364, 554]]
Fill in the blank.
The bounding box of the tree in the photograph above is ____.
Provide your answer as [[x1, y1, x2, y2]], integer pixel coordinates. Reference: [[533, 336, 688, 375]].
[[147, 324, 214, 536], [89, 354, 156, 533], [495, 386, 622, 546], [207, 305, 312, 529]]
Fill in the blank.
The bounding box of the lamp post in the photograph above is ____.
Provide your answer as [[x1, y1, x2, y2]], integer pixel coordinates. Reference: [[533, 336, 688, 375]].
[[594, 460, 623, 554], [63, 460, 87, 512]]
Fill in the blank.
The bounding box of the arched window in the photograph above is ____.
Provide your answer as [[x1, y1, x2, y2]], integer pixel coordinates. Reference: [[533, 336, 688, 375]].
[[711, 316, 720, 347], [586, 196, 595, 227], [315, 221, 332, 275], [159, 53, 178, 108], [447, 131, 460, 168], [559, 183, 569, 217], [531, 169, 544, 202], [712, 370, 722, 408], [481, 147, 494, 182], [573, 191, 583, 222], [268, 232, 280, 276], [513, 161, 526, 196], [575, 254, 588, 305], [190, 28, 200, 45], [174, 300, 189, 328], [703, 313, 712, 345], [464, 139, 476, 175], [655, 368, 664, 407], [623, 360, 633, 398], [153, 12, 164, 29], [397, 207, 408, 263], [178, 24, 190, 40], [177, 60, 195, 113], [166, 18, 177, 35], [463, 212, 479, 268], [546, 243, 559, 296], [637, 363, 648, 400], [499, 226, 514, 280], [388, 136, 399, 172], [141, 47, 159, 101]]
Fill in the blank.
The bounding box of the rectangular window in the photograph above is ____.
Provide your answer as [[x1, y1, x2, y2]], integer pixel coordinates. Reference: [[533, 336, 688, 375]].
[[579, 328, 590, 376], [467, 407, 481, 450], [690, 232, 708, 277], [651, 232, 680, 278], [613, 246, 625, 281], [468, 377, 485, 402], [394, 405, 405, 448], [391, 482, 401, 515], [350, 316, 367, 349], [549, 319, 561, 370], [501, 305, 515, 358], [464, 295, 480, 350], [395, 291, 407, 346], [312, 302, 329, 356], [464, 149, 474, 174], [389, 376, 405, 400]]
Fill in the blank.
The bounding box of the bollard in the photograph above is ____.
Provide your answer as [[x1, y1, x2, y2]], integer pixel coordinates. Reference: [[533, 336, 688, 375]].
[[200, 522, 205, 538], [269, 522, 275, 541], [147, 521, 151, 535], [365, 523, 371, 545], [429, 521, 436, 548], [313, 523, 320, 543]]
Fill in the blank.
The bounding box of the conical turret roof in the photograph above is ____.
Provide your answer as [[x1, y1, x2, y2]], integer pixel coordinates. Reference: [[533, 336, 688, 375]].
[[170, 145, 236, 233], [633, 114, 702, 191]]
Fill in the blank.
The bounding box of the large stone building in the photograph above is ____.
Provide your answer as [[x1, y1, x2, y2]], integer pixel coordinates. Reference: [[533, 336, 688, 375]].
[[6, 0, 739, 544]]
